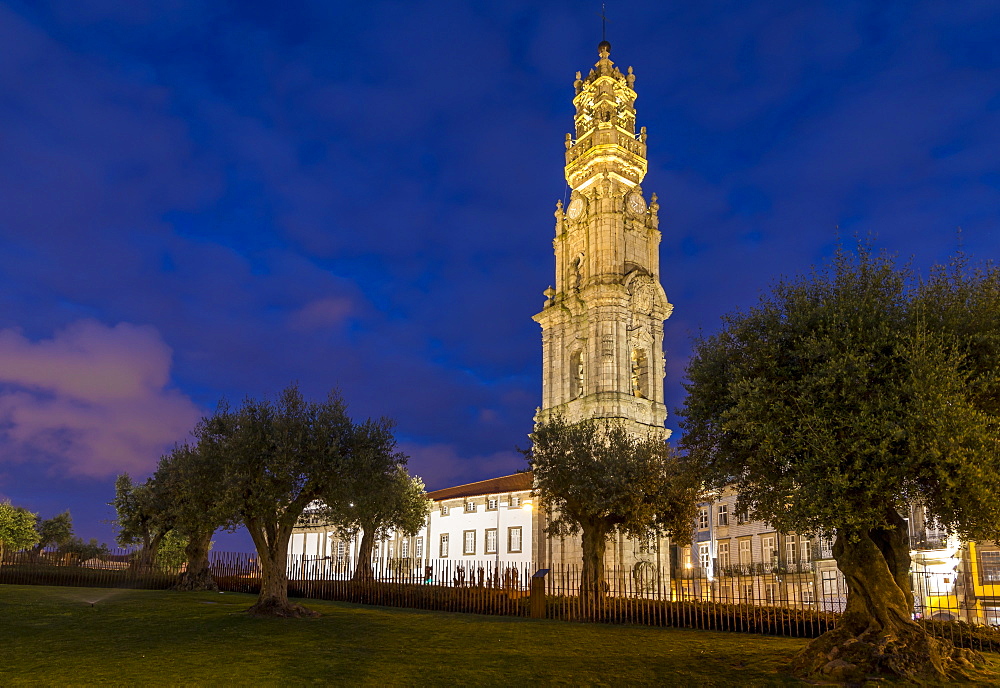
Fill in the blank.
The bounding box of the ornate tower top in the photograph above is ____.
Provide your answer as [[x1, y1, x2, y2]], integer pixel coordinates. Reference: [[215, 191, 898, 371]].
[[565, 41, 647, 192], [534, 41, 672, 436]]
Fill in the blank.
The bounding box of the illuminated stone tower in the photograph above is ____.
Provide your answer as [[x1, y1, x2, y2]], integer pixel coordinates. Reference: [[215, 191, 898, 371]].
[[534, 41, 673, 436]]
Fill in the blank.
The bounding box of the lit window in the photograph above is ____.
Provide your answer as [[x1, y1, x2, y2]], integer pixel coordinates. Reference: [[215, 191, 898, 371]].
[[821, 570, 839, 597], [717, 542, 730, 569], [761, 535, 776, 564], [508, 526, 523, 553], [699, 543, 710, 571], [485, 528, 498, 554], [785, 535, 797, 565], [439, 533, 449, 558], [982, 551, 1000, 583], [739, 539, 752, 565], [717, 504, 729, 527], [463, 530, 476, 555]]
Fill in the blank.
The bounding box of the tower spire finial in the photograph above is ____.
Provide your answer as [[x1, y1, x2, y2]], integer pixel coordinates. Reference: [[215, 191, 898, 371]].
[[597, 3, 611, 56]]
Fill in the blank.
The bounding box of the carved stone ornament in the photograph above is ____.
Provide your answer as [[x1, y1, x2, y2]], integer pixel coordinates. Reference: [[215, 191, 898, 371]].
[[630, 275, 655, 315]]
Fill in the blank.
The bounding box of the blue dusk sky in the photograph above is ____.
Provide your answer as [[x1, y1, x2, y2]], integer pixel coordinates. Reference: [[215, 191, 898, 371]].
[[1, 1, 998, 549]]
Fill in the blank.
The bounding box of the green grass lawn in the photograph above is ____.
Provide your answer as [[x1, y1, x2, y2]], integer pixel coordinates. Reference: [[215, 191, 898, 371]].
[[1, 585, 997, 686]]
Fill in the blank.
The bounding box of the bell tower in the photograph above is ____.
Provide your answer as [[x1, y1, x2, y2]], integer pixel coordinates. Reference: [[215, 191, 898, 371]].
[[533, 41, 673, 436]]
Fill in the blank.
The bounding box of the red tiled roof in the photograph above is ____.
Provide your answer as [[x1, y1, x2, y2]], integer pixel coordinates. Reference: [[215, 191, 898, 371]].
[[425, 471, 533, 501]]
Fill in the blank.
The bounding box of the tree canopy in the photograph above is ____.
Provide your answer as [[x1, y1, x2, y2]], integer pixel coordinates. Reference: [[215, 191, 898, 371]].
[[0, 500, 39, 559], [524, 416, 700, 600], [322, 418, 429, 580], [34, 511, 75, 555], [111, 473, 174, 571], [196, 384, 354, 617], [679, 245, 1000, 681]]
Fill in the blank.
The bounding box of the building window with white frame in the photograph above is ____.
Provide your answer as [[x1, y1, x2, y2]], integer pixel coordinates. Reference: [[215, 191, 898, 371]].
[[400, 539, 409, 558], [717, 504, 729, 527], [510, 495, 521, 508], [784, 535, 797, 565], [739, 539, 752, 565], [485, 528, 498, 554], [463, 530, 476, 555], [699, 542, 710, 571], [718, 541, 730, 569], [415, 537, 423, 559], [440, 504, 449, 517], [820, 536, 834, 559], [508, 526, 523, 553], [801, 538, 812, 564], [697, 507, 709, 530], [487, 497, 498, 511], [761, 535, 776, 566], [802, 583, 815, 604], [465, 501, 477, 513], [439, 533, 449, 558]]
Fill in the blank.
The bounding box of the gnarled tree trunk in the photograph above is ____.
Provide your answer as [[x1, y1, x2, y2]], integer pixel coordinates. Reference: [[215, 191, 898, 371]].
[[174, 529, 217, 591], [246, 518, 317, 617], [352, 529, 376, 581], [580, 521, 610, 607], [791, 509, 980, 682]]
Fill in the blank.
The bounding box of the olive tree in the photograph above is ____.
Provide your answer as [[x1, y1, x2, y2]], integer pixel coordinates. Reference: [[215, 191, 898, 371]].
[[523, 416, 700, 603], [152, 442, 227, 591], [111, 474, 174, 571], [198, 385, 353, 617], [679, 246, 1000, 682], [322, 418, 429, 581]]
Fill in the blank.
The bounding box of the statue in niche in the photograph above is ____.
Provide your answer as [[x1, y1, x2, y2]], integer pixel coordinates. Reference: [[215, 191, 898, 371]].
[[631, 349, 648, 398], [571, 350, 584, 398]]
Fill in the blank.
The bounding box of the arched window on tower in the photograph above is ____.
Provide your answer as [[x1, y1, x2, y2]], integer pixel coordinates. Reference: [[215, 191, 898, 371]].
[[631, 349, 649, 398], [570, 350, 584, 399]]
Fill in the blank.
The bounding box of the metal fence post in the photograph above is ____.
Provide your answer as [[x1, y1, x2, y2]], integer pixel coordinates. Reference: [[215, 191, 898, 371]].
[[531, 568, 549, 619]]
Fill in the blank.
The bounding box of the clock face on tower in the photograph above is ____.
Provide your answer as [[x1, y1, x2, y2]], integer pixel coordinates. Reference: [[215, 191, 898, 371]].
[[627, 192, 647, 217], [567, 197, 586, 221]]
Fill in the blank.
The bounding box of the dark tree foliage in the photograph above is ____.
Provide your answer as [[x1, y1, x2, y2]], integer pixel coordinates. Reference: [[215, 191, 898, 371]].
[[679, 246, 1000, 682], [111, 473, 174, 571], [58, 537, 110, 565], [321, 418, 429, 581], [152, 443, 228, 591], [32, 511, 74, 559], [524, 416, 700, 602]]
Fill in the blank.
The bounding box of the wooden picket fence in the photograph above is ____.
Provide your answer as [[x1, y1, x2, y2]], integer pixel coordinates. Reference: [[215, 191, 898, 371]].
[[4, 548, 1000, 654]]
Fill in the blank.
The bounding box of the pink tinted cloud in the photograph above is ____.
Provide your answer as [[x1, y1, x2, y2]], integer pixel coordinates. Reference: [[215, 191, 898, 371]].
[[0, 320, 201, 477], [288, 297, 354, 331]]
